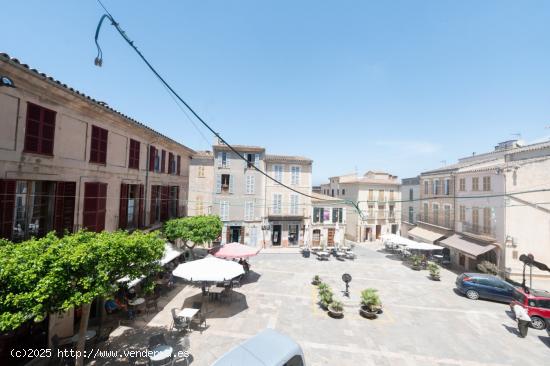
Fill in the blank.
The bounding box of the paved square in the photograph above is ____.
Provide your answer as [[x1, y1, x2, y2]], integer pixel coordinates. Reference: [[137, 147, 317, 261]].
[[103, 243, 550, 365]]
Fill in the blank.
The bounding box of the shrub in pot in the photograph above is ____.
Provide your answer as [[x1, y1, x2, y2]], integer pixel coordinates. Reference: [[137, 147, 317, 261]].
[[360, 288, 382, 319], [318, 283, 333, 310], [411, 255, 422, 270], [428, 262, 440, 281], [477, 260, 498, 275], [312, 275, 321, 286], [328, 300, 344, 318]]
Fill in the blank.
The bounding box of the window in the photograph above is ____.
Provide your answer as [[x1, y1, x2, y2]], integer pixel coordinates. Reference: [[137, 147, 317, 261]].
[[150, 185, 161, 224], [389, 205, 395, 218], [195, 197, 204, 215], [368, 205, 374, 218], [220, 174, 231, 193], [169, 186, 179, 218], [291, 166, 300, 185], [483, 176, 491, 191], [423, 203, 429, 222], [290, 194, 299, 215], [128, 139, 140, 169], [444, 205, 451, 228], [284, 355, 304, 366], [245, 175, 255, 194], [424, 180, 429, 195], [168, 152, 175, 174], [331, 189, 334, 197], [368, 189, 374, 201], [273, 165, 283, 182], [218, 152, 228, 168], [472, 207, 479, 232], [483, 207, 491, 234], [198, 166, 205, 178], [337, 189, 340, 196], [177, 155, 181, 175], [433, 204, 439, 225], [90, 125, 108, 164], [149, 146, 159, 172], [246, 153, 260, 168], [161, 150, 166, 173], [444, 179, 450, 195], [378, 190, 385, 202], [12, 181, 56, 242], [408, 206, 414, 223], [378, 205, 385, 219], [313, 207, 324, 223], [244, 201, 254, 220], [83, 182, 107, 232], [342, 189, 345, 195], [433, 180, 440, 195], [219, 201, 229, 221], [459, 178, 466, 192], [119, 184, 144, 230], [272, 193, 282, 214], [24, 103, 56, 155], [332, 208, 343, 223], [409, 188, 413, 201], [389, 189, 394, 201], [472, 177, 479, 191], [459, 205, 465, 222]]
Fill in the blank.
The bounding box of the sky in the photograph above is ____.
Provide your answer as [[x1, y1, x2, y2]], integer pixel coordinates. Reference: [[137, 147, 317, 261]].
[[2, 0, 550, 184]]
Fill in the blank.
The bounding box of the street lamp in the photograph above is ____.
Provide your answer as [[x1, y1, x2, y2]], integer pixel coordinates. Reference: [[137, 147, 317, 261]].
[[0, 76, 15, 88]]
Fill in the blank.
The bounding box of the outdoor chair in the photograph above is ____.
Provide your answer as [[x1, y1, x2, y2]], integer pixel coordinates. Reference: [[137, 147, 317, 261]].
[[191, 311, 207, 333], [192, 301, 202, 310], [231, 279, 241, 288], [170, 309, 189, 333], [149, 333, 168, 349], [145, 298, 159, 314]]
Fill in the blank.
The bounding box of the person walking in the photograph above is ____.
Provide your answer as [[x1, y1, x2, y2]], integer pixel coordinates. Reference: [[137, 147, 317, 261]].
[[513, 303, 531, 338]]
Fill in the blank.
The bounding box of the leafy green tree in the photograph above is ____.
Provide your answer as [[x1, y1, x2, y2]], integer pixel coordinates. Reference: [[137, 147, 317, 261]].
[[0, 230, 165, 366], [164, 215, 222, 258]]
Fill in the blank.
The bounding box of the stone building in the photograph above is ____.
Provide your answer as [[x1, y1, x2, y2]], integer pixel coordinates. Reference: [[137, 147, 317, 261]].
[[400, 176, 420, 238]]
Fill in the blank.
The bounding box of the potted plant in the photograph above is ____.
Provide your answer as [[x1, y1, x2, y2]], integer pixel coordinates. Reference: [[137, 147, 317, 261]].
[[359, 288, 382, 319], [328, 300, 344, 318], [411, 255, 422, 271], [428, 262, 441, 281], [311, 275, 321, 286], [302, 247, 311, 258], [318, 283, 333, 310]]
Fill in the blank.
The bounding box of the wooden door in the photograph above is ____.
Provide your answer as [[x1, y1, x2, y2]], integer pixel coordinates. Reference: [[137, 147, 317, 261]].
[[327, 228, 335, 246]]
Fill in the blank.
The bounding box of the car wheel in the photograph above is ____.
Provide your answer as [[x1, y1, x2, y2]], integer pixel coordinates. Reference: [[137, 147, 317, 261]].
[[530, 316, 546, 330], [466, 289, 479, 300]]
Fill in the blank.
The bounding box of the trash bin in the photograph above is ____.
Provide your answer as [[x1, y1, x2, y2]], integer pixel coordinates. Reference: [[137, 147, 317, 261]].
[[303, 250, 310, 258], [518, 319, 530, 338]]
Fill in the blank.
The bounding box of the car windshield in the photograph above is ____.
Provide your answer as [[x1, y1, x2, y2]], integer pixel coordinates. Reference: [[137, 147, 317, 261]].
[[512, 290, 526, 303]]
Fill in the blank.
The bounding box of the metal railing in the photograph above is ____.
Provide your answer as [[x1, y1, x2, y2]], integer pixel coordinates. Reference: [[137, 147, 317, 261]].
[[461, 222, 496, 238]]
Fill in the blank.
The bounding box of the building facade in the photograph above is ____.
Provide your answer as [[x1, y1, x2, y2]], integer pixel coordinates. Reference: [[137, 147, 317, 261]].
[[320, 171, 401, 242], [400, 176, 420, 238], [310, 192, 346, 248], [187, 143, 313, 248], [0, 53, 193, 242]]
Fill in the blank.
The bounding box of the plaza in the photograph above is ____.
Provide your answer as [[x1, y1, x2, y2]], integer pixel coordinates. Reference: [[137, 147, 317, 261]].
[[101, 243, 550, 366]]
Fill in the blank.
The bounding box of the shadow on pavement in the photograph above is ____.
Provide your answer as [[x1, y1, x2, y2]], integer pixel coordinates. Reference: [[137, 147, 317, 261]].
[[502, 324, 520, 337]]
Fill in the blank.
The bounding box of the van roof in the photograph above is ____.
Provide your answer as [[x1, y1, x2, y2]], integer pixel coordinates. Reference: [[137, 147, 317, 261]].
[[212, 329, 303, 366]]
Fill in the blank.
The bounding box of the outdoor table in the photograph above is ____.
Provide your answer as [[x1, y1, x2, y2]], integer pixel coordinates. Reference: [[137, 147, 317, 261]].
[[209, 286, 225, 300], [317, 251, 329, 261], [177, 308, 199, 320], [149, 345, 173, 362], [128, 297, 145, 306]]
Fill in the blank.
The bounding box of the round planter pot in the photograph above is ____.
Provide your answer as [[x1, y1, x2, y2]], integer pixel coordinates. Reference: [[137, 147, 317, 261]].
[[430, 274, 441, 281], [328, 307, 344, 318], [360, 306, 379, 319], [412, 266, 421, 271], [312, 280, 320, 286]]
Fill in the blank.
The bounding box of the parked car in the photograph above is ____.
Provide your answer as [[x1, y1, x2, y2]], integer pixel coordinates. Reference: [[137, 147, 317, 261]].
[[455, 273, 516, 302], [212, 328, 305, 366], [509, 288, 550, 330]]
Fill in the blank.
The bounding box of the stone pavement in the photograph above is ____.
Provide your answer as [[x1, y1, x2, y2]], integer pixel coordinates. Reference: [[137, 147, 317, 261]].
[[99, 242, 550, 366]]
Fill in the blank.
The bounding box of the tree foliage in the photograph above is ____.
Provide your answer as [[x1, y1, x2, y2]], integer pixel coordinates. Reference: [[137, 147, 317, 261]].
[[164, 215, 222, 253], [0, 230, 164, 332]]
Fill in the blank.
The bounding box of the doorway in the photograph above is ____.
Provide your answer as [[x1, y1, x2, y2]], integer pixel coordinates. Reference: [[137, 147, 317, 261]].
[[312, 229, 321, 245], [375, 225, 382, 239], [272, 225, 282, 246], [288, 224, 299, 246], [327, 228, 335, 246], [365, 227, 371, 242], [229, 226, 242, 243], [391, 224, 398, 234]]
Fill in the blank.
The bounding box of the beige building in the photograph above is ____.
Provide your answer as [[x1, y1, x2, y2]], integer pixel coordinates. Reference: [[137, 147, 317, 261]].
[[400, 176, 420, 238], [0, 52, 194, 242], [320, 171, 401, 242], [310, 192, 346, 248], [187, 143, 313, 248]]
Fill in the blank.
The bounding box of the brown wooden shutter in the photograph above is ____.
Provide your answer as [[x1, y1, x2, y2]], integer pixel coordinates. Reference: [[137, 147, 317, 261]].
[[150, 185, 157, 225], [175, 186, 180, 217], [119, 183, 128, 229], [177, 155, 181, 175], [54, 181, 76, 236], [149, 146, 156, 171], [138, 184, 145, 228], [0, 180, 16, 240], [83, 182, 107, 232], [160, 186, 169, 221], [90, 126, 99, 163], [161, 150, 166, 173], [129, 139, 140, 169], [168, 153, 174, 174]]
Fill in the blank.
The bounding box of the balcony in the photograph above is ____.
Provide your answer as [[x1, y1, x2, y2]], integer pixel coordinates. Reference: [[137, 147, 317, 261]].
[[460, 222, 496, 242], [416, 213, 452, 230], [268, 208, 307, 220]]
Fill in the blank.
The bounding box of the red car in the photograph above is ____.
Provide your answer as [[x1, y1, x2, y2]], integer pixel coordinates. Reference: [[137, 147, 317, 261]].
[[510, 288, 550, 330]]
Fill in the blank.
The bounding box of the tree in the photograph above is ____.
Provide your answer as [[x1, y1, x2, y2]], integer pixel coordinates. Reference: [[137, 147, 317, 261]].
[[0, 230, 165, 366], [164, 215, 222, 258]]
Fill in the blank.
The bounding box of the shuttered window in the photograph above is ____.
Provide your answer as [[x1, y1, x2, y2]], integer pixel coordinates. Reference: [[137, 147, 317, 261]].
[[54, 182, 76, 236], [149, 146, 157, 171], [161, 150, 166, 173], [90, 125, 108, 164], [177, 155, 181, 175], [128, 139, 140, 169], [24, 103, 56, 155], [83, 182, 107, 232], [245, 175, 255, 194], [0, 180, 16, 240], [160, 185, 169, 221], [168, 153, 174, 174]]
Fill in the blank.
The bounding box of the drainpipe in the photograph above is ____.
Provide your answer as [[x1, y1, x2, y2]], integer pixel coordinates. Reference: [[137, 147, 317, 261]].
[[144, 142, 151, 228]]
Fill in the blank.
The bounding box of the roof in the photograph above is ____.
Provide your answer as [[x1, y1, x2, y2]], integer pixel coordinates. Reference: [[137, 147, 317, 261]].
[[212, 329, 303, 366], [265, 154, 313, 163], [0, 52, 195, 154], [310, 192, 341, 202], [440, 234, 496, 259], [213, 144, 265, 153], [456, 158, 505, 174], [401, 176, 420, 185], [408, 227, 446, 243], [458, 140, 550, 164], [192, 150, 214, 159]]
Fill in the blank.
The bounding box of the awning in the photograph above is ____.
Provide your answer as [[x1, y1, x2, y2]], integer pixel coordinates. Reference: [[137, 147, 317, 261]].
[[408, 227, 446, 243], [440, 234, 496, 259]]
